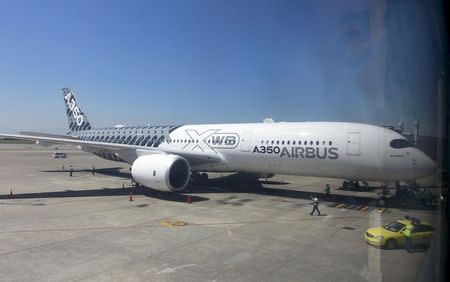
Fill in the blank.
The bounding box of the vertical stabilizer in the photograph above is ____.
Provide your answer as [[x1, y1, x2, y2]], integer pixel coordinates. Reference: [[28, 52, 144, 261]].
[[62, 88, 92, 132]]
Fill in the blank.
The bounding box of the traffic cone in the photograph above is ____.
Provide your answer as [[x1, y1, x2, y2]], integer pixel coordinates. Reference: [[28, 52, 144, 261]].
[[129, 191, 133, 201], [187, 195, 192, 204], [9, 189, 13, 199]]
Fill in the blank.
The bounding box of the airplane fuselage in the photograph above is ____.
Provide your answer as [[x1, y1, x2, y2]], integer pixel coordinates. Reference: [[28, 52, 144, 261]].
[[72, 121, 435, 182]]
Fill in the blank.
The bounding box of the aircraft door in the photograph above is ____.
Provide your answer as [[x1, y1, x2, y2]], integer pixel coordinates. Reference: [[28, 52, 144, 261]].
[[240, 133, 252, 152], [347, 132, 361, 156]]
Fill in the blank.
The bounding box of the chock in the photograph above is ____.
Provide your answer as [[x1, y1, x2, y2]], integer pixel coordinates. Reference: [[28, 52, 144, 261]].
[[187, 195, 192, 204]]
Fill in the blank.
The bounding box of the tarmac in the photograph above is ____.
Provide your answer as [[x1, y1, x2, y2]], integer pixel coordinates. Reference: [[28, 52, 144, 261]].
[[0, 144, 438, 281]]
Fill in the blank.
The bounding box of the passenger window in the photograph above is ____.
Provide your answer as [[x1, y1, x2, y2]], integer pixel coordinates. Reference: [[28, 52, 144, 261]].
[[153, 170, 156, 176], [271, 140, 274, 145], [276, 141, 280, 145], [282, 141, 285, 145], [287, 141, 290, 145], [310, 141, 313, 145], [304, 141, 307, 145], [316, 141, 319, 145], [329, 141, 332, 146], [389, 139, 411, 149], [293, 141, 296, 145]]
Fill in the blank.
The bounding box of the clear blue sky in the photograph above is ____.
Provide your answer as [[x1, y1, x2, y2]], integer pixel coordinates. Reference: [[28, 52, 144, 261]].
[[0, 0, 443, 135]]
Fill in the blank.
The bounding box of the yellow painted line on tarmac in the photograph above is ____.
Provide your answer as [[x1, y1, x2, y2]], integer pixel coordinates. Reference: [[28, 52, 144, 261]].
[[377, 207, 386, 213], [160, 219, 188, 228], [336, 203, 346, 208], [361, 205, 369, 211]]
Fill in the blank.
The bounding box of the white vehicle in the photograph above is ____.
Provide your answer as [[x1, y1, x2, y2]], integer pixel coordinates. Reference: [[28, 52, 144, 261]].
[[0, 88, 435, 192], [52, 152, 67, 158]]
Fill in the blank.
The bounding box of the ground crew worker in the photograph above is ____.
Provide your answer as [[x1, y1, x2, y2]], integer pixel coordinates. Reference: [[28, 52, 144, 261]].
[[92, 165, 95, 175], [310, 196, 320, 216], [69, 165, 73, 177], [325, 184, 331, 199], [401, 223, 415, 252]]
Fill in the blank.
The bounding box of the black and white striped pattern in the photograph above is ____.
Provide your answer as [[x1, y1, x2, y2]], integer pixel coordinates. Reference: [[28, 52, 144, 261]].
[[74, 125, 181, 147], [62, 88, 92, 132]]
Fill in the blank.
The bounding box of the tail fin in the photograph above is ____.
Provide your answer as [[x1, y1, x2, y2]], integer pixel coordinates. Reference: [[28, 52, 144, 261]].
[[62, 88, 92, 132]]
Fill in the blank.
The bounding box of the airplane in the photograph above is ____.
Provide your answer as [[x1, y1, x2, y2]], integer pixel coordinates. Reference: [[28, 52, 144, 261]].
[[0, 88, 436, 192]]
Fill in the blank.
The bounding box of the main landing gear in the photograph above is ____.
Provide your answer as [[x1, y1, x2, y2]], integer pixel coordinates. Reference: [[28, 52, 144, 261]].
[[191, 172, 209, 185], [342, 180, 360, 190]]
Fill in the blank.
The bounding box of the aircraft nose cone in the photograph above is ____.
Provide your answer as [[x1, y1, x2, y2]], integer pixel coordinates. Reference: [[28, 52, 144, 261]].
[[416, 152, 436, 177], [424, 156, 437, 175]]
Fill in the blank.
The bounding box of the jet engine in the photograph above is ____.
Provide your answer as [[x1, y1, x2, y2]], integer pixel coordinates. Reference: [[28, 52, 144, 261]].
[[131, 154, 191, 192]]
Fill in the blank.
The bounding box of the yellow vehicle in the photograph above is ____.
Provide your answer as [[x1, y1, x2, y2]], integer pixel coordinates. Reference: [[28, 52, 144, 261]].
[[365, 217, 433, 250]]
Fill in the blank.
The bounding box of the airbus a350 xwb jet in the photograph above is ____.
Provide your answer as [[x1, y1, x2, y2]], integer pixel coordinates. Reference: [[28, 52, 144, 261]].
[[0, 88, 436, 192]]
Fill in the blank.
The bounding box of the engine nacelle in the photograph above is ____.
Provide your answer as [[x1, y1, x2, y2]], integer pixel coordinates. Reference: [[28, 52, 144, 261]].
[[131, 154, 191, 192]]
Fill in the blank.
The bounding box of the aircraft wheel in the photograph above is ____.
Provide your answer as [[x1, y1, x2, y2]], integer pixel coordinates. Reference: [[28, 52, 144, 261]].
[[200, 173, 209, 183]]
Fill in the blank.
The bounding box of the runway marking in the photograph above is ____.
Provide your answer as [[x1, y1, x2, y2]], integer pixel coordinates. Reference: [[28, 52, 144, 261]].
[[157, 264, 198, 274], [361, 206, 369, 211], [336, 203, 346, 208]]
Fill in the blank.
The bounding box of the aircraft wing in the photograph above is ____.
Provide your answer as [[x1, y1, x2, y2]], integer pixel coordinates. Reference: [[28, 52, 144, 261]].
[[0, 133, 223, 165]]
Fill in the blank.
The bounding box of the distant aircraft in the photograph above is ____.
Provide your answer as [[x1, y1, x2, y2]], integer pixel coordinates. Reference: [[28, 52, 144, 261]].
[[0, 88, 436, 192]]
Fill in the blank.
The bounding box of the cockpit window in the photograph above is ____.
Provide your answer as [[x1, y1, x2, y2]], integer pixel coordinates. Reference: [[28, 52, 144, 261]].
[[389, 139, 411, 149]]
